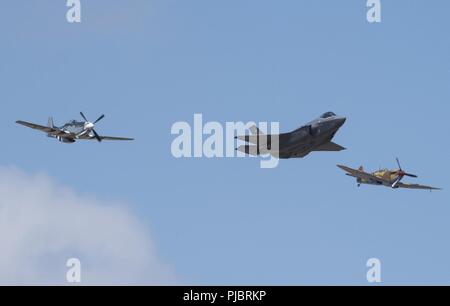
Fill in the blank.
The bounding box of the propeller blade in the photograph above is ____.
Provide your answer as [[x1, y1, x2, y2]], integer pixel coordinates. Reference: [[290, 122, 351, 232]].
[[404, 173, 418, 178], [396, 157, 402, 171], [92, 129, 102, 142], [391, 176, 402, 188], [395, 158, 417, 178], [94, 114, 105, 124], [80, 112, 89, 122]]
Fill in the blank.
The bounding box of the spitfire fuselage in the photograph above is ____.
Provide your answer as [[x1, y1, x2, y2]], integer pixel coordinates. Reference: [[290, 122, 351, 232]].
[[357, 169, 402, 187]]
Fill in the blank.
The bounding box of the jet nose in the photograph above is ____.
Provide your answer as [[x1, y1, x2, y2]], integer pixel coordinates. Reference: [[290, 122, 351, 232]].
[[336, 117, 346, 127]]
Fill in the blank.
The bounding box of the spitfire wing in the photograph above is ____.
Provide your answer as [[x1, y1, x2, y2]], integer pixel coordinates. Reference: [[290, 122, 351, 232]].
[[99, 136, 134, 141], [337, 165, 390, 184], [396, 182, 441, 191]]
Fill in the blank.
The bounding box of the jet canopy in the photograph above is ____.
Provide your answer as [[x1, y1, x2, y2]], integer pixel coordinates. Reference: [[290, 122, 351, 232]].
[[320, 112, 336, 119]]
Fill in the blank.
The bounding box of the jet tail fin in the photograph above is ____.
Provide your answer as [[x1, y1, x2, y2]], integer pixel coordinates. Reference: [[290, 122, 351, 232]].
[[235, 125, 267, 144], [250, 125, 264, 135], [313, 141, 346, 152]]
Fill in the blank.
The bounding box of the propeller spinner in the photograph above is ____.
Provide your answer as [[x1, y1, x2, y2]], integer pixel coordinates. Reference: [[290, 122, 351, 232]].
[[80, 112, 105, 142]]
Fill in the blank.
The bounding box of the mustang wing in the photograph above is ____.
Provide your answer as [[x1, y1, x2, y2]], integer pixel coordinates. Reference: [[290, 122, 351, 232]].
[[396, 182, 441, 191], [16, 120, 57, 133], [16, 120, 70, 137], [337, 165, 390, 184]]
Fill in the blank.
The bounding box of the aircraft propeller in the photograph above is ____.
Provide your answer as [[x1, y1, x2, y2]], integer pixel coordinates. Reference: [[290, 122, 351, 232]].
[[394, 157, 418, 178], [80, 112, 105, 142]]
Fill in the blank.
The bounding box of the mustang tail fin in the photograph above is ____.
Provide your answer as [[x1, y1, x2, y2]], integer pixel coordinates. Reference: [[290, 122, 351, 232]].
[[48, 117, 55, 128], [47, 117, 55, 137]]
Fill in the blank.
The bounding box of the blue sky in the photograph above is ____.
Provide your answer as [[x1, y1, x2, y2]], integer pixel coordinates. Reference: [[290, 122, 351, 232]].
[[0, 0, 449, 285]]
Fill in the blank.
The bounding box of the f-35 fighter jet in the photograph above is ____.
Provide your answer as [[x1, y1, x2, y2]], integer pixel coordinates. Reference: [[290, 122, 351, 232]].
[[236, 112, 346, 159]]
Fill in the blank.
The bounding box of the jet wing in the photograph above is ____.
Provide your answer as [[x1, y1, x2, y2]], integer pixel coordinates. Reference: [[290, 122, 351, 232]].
[[314, 142, 346, 152], [236, 145, 259, 156], [99, 136, 134, 141], [337, 165, 390, 184], [16, 120, 69, 137], [396, 182, 442, 191], [235, 135, 271, 145]]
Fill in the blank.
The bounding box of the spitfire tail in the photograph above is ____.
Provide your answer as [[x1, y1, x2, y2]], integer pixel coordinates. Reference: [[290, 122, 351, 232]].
[[356, 166, 364, 186]]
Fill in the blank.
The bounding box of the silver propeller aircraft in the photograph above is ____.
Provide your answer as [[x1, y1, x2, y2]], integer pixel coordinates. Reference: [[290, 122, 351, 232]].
[[16, 112, 134, 143], [236, 112, 346, 159], [337, 158, 441, 191]]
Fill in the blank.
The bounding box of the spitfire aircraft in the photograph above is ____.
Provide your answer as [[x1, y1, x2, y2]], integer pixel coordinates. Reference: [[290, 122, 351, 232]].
[[337, 158, 441, 190], [16, 112, 134, 143], [235, 112, 346, 159]]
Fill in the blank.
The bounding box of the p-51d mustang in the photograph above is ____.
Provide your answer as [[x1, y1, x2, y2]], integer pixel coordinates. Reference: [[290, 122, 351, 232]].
[[337, 158, 441, 191], [235, 112, 346, 159], [16, 112, 134, 143]]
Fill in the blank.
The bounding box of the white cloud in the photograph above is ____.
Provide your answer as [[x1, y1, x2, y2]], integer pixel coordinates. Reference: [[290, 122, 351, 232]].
[[0, 166, 176, 285]]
